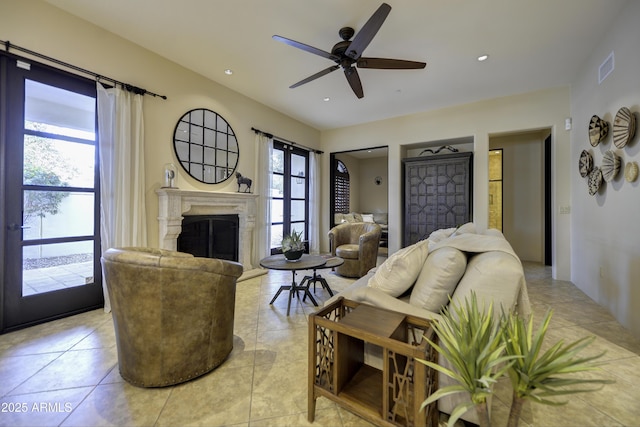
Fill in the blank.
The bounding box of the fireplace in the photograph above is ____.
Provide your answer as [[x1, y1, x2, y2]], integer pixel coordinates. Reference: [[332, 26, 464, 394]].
[[156, 188, 264, 280]]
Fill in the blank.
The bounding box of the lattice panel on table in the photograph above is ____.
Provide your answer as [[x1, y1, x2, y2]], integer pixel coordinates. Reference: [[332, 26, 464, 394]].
[[386, 326, 438, 427], [314, 324, 335, 391], [313, 303, 354, 392], [387, 346, 438, 427], [423, 343, 439, 426], [387, 350, 414, 425]]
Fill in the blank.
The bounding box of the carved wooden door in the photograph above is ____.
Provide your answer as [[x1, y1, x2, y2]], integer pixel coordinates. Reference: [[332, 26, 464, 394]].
[[403, 152, 473, 246]]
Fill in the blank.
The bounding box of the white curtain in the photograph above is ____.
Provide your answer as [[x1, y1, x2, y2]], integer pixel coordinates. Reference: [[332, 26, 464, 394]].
[[309, 151, 321, 254], [253, 133, 273, 265], [97, 82, 147, 312]]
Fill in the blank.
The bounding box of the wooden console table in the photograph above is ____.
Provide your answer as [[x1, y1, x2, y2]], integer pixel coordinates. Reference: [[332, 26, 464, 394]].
[[308, 298, 438, 427]]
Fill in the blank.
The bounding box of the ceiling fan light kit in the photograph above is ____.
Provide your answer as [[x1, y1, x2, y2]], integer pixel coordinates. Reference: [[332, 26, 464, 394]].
[[273, 3, 426, 99]]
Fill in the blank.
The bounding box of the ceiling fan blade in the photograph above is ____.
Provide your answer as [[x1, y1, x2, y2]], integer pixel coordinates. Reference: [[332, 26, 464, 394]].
[[344, 67, 364, 98], [346, 3, 392, 60], [273, 35, 339, 61], [357, 57, 426, 69], [290, 65, 340, 89]]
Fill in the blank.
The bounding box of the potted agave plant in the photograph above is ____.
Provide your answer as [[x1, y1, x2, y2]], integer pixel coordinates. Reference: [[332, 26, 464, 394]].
[[282, 229, 305, 261], [417, 293, 515, 427], [501, 309, 612, 427], [418, 292, 612, 427]]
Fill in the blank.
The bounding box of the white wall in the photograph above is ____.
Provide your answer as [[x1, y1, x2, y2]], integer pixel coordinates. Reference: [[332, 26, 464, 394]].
[[321, 88, 572, 280], [357, 156, 388, 214], [1, 0, 321, 250], [570, 1, 640, 338], [490, 132, 545, 262]]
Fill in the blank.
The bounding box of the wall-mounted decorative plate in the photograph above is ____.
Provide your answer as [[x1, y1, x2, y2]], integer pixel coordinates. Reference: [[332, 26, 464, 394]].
[[601, 150, 620, 182], [588, 115, 609, 146], [613, 107, 636, 148], [579, 150, 593, 178], [625, 161, 638, 183], [587, 167, 602, 196]]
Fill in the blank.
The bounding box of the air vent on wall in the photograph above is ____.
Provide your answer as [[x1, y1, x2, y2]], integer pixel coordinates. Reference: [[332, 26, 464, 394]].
[[598, 51, 614, 84]]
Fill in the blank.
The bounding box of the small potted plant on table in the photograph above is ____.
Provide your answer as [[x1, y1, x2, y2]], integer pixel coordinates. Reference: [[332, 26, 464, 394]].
[[282, 229, 305, 261]]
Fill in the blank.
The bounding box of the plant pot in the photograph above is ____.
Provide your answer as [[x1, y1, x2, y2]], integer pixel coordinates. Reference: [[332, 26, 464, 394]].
[[283, 250, 303, 261]]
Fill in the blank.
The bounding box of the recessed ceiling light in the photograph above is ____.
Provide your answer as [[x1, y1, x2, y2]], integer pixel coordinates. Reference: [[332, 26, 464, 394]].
[[224, 69, 233, 75], [477, 55, 489, 62], [323, 97, 330, 102]]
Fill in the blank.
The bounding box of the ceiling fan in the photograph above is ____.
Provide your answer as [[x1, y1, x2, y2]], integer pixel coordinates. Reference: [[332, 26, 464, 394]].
[[273, 2, 426, 99]]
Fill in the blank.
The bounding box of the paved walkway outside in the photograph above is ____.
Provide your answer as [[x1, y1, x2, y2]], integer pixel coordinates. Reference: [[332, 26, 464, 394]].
[[22, 261, 94, 296]]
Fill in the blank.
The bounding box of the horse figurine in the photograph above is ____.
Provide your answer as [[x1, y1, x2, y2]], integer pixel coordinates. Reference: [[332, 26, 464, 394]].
[[236, 172, 252, 193]]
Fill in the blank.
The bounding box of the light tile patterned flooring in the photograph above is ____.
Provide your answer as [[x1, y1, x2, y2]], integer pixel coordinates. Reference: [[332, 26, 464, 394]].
[[1, 262, 639, 426]]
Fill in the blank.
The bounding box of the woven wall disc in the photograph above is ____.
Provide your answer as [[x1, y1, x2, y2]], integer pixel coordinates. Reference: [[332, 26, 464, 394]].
[[589, 115, 608, 146], [613, 107, 636, 148], [625, 162, 638, 183], [601, 150, 620, 182], [587, 167, 602, 196], [579, 150, 593, 178]]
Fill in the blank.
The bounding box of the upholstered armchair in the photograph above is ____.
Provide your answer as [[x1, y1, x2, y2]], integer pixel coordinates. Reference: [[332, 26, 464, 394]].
[[328, 222, 382, 278], [101, 247, 243, 387]]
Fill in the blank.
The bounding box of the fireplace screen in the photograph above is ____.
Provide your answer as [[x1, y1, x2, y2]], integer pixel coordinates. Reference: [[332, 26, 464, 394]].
[[177, 215, 239, 262]]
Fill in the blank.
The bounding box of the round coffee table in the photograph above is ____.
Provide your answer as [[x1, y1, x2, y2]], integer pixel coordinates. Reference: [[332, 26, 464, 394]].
[[260, 254, 327, 315]]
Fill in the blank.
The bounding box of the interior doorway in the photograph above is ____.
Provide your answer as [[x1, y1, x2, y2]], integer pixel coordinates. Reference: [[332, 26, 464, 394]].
[[329, 146, 389, 229], [488, 149, 503, 231], [489, 130, 552, 264]]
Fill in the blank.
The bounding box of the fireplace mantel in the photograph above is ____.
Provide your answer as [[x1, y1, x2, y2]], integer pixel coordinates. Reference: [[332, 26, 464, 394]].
[[156, 188, 259, 274]]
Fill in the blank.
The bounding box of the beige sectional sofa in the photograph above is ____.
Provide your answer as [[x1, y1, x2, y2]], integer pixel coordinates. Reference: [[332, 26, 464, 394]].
[[334, 212, 388, 226], [326, 224, 530, 424]]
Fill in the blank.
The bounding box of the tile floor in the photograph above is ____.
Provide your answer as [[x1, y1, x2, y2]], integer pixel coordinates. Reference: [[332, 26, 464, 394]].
[[1, 262, 639, 427]]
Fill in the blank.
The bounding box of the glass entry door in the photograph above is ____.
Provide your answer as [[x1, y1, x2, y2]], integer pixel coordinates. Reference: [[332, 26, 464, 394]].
[[269, 142, 309, 253], [1, 54, 103, 333]]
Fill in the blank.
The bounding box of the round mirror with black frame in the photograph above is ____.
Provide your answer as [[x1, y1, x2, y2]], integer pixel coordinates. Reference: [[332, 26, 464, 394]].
[[173, 108, 239, 184]]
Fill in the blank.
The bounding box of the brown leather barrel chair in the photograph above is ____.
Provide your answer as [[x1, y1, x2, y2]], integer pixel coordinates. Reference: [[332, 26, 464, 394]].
[[101, 247, 243, 387], [328, 222, 382, 278]]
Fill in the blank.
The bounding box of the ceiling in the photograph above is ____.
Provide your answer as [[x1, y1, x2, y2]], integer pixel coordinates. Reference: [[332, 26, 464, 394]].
[[46, 0, 628, 131]]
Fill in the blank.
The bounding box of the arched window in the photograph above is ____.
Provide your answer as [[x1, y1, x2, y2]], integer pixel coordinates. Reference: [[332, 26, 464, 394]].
[[335, 160, 350, 214]]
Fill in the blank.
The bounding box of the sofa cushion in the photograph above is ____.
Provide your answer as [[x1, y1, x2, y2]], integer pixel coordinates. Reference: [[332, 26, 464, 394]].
[[335, 244, 359, 260], [409, 247, 467, 312], [361, 213, 375, 223], [367, 239, 429, 297], [351, 212, 363, 222], [373, 212, 388, 224], [451, 250, 524, 318]]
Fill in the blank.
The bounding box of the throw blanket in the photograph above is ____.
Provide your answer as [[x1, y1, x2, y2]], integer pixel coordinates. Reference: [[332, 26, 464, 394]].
[[430, 231, 519, 258]]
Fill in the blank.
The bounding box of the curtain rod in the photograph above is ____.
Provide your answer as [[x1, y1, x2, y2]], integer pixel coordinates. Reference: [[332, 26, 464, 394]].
[[251, 127, 323, 154], [1, 40, 167, 100]]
